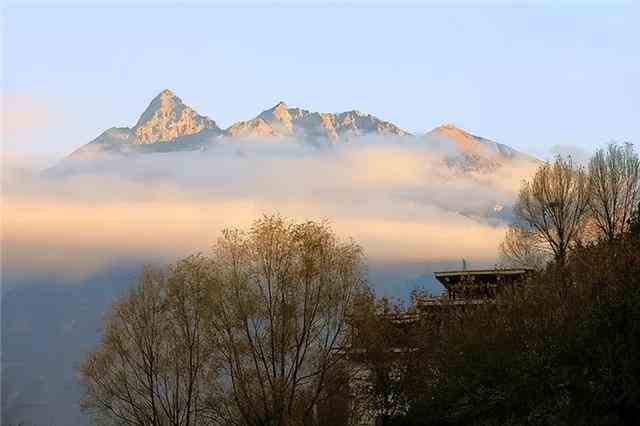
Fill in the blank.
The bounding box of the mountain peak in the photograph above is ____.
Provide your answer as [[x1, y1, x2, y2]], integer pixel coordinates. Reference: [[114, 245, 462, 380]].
[[261, 101, 290, 117], [429, 123, 486, 149], [254, 101, 295, 133], [434, 123, 467, 133], [430, 124, 480, 145], [158, 88, 176, 98], [424, 123, 536, 171], [132, 90, 219, 144]]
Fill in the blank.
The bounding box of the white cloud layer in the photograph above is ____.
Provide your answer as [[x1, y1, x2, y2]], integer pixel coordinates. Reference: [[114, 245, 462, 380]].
[[2, 138, 539, 288]]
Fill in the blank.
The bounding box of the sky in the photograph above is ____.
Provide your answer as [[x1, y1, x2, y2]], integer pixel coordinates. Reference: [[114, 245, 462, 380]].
[[2, 1, 639, 161]]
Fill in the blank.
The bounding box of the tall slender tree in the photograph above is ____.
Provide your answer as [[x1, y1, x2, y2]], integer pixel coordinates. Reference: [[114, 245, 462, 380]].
[[499, 226, 550, 270], [202, 216, 366, 426], [79, 258, 217, 425], [588, 142, 640, 242], [513, 156, 591, 266]]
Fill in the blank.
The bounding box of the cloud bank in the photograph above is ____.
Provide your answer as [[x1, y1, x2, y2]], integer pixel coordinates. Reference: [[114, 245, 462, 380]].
[[2, 138, 538, 288]]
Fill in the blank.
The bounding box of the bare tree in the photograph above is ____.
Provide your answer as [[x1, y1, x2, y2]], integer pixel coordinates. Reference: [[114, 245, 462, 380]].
[[499, 226, 550, 270], [513, 156, 591, 266], [588, 142, 640, 242], [79, 258, 217, 425], [202, 215, 366, 426]]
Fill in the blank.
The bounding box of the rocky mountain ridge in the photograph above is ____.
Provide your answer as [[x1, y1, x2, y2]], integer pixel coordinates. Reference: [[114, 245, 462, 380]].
[[64, 90, 537, 170], [226, 101, 410, 142]]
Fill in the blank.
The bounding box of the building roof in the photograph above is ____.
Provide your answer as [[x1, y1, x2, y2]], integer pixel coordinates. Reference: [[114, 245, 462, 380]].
[[434, 268, 532, 278], [433, 268, 533, 289]]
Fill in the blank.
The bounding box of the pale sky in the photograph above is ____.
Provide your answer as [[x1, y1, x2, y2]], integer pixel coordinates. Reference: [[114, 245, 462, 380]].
[[2, 1, 639, 160]]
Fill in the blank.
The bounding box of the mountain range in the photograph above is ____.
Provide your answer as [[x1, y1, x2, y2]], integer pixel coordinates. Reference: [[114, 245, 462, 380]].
[[63, 89, 536, 172]]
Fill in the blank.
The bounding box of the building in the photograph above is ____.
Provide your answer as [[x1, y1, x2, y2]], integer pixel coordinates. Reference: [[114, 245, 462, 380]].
[[344, 268, 534, 425], [433, 268, 533, 302]]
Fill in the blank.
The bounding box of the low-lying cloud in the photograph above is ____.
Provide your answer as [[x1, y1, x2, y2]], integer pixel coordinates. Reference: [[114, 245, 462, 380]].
[[2, 138, 538, 289]]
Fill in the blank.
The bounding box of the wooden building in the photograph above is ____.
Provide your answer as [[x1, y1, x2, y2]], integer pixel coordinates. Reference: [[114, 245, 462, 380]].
[[433, 268, 533, 302]]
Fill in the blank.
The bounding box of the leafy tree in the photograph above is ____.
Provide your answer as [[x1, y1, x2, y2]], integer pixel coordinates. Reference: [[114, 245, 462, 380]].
[[201, 216, 365, 426], [80, 258, 216, 425], [80, 216, 366, 426]]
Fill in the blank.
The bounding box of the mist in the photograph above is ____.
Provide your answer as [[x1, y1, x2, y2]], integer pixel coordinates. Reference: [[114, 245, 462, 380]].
[[3, 137, 538, 290]]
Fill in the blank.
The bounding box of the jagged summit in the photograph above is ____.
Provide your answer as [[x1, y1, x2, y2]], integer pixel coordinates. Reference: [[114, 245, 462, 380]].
[[255, 101, 295, 133], [226, 102, 410, 142], [132, 89, 220, 144], [134, 90, 177, 128], [255, 101, 289, 116], [258, 101, 289, 114]]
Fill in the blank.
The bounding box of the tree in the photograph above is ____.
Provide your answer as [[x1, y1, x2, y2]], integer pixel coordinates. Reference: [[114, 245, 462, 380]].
[[499, 226, 549, 270], [629, 202, 640, 238], [588, 143, 640, 242], [347, 293, 411, 424], [80, 257, 217, 425], [80, 217, 365, 426], [389, 222, 640, 426], [512, 156, 591, 266], [201, 216, 366, 426]]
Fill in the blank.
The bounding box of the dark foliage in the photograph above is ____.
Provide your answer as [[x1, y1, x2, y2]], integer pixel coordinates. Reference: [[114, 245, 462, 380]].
[[385, 206, 640, 426]]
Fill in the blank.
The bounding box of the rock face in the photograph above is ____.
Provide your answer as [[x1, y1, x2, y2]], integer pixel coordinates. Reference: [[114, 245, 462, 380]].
[[132, 90, 221, 144], [226, 101, 411, 142], [64, 90, 223, 161]]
